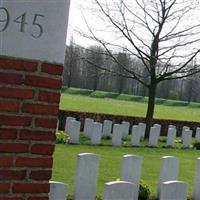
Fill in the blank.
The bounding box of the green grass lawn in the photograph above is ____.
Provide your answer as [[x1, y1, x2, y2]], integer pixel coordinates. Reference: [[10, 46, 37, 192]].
[[57, 89, 200, 198], [60, 93, 200, 122], [52, 136, 199, 198]]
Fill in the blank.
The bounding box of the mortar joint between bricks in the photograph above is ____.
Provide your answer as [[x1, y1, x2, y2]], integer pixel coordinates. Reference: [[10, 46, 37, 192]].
[[29, 140, 55, 146], [38, 61, 42, 74], [0, 140, 29, 144], [0, 68, 38, 77], [22, 100, 59, 107], [19, 127, 55, 132], [38, 87, 61, 94], [16, 129, 20, 140], [26, 168, 31, 180], [0, 97, 20, 102], [0, 84, 37, 90], [32, 115, 37, 129], [28, 141, 32, 153], [0, 125, 32, 131], [19, 101, 23, 115]]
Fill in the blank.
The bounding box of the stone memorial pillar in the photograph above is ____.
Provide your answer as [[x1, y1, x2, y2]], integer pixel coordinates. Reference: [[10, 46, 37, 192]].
[[0, 0, 70, 199]]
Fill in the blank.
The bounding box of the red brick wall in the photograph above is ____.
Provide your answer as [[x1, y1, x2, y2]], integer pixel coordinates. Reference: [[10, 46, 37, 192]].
[[0, 57, 63, 199]]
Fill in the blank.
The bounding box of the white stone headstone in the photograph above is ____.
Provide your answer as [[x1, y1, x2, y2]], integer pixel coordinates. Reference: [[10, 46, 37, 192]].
[[160, 181, 187, 200], [182, 129, 192, 148], [0, 0, 71, 64], [102, 120, 112, 138], [91, 122, 102, 145], [49, 181, 67, 200], [166, 128, 176, 147], [120, 155, 142, 200], [148, 127, 159, 147], [168, 124, 176, 129], [121, 121, 130, 139], [181, 126, 190, 140], [158, 156, 179, 197], [68, 120, 81, 144], [138, 123, 146, 140], [103, 181, 137, 200], [154, 124, 161, 136], [65, 116, 75, 133], [74, 153, 99, 200], [112, 124, 122, 146], [131, 125, 141, 147], [195, 127, 200, 142], [193, 158, 200, 200], [83, 118, 94, 138]]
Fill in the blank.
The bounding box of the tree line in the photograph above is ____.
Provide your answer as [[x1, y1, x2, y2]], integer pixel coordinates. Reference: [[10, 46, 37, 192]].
[[63, 42, 200, 103]]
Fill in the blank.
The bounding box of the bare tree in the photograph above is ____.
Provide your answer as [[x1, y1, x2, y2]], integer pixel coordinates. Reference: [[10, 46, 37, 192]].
[[64, 38, 78, 88], [86, 46, 105, 91], [79, 0, 200, 137], [116, 52, 131, 93]]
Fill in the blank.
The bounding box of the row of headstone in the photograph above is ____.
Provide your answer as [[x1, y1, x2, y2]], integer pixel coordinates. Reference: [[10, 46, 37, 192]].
[[49, 154, 200, 200], [64, 116, 200, 148], [65, 117, 145, 146]]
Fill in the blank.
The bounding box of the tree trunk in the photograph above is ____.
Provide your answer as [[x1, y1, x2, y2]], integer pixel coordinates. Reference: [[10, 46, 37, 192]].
[[145, 82, 157, 138], [93, 74, 98, 91], [119, 76, 124, 94], [67, 71, 72, 88], [179, 79, 184, 100]]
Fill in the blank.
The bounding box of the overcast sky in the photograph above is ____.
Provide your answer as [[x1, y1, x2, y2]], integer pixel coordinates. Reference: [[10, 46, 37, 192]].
[[66, 0, 200, 63], [67, 0, 91, 45], [66, 0, 115, 46]]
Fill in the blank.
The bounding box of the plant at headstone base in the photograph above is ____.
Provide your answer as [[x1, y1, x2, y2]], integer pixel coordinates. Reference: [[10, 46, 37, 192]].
[[159, 138, 167, 143], [193, 141, 200, 150], [56, 131, 69, 144], [105, 135, 111, 140], [139, 181, 151, 200], [175, 139, 182, 144], [115, 178, 120, 182], [187, 196, 192, 200]]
